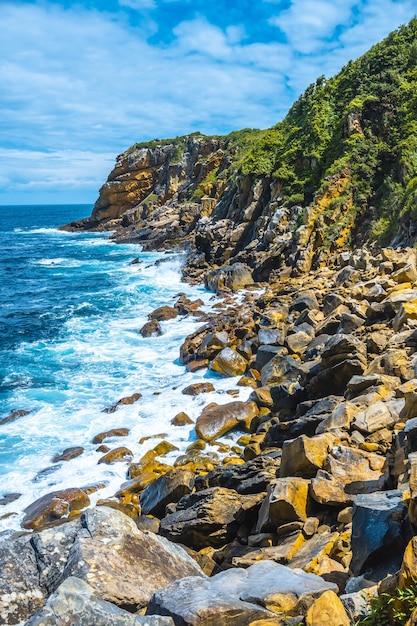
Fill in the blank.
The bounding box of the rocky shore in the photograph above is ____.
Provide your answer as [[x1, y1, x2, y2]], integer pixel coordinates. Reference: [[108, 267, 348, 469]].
[[4, 239, 417, 624], [5, 18, 417, 620]]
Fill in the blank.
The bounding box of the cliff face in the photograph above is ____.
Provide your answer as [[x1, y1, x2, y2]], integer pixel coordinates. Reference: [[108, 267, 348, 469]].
[[64, 19, 417, 282]]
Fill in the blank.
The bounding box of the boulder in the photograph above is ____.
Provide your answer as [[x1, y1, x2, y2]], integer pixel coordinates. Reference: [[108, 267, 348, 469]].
[[194, 455, 280, 494], [256, 477, 310, 532], [310, 445, 388, 506], [148, 305, 179, 321], [204, 263, 254, 294], [159, 487, 263, 549], [102, 395, 141, 414], [351, 400, 399, 435], [26, 577, 175, 626], [307, 334, 367, 398], [197, 330, 230, 360], [52, 446, 84, 463], [98, 446, 133, 464], [147, 560, 337, 623], [280, 433, 335, 478], [210, 347, 248, 377], [64, 507, 205, 611], [22, 488, 90, 530], [195, 401, 258, 441], [182, 382, 215, 395], [305, 589, 350, 626], [140, 469, 195, 517], [350, 490, 408, 576], [171, 412, 194, 426], [0, 534, 46, 624], [140, 320, 162, 337], [92, 428, 130, 444]]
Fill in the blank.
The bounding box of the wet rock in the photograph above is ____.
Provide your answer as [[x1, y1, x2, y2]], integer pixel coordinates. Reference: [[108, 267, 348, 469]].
[[258, 328, 284, 346], [92, 428, 130, 443], [148, 305, 179, 321], [195, 400, 258, 441], [102, 395, 141, 414], [210, 347, 248, 377], [52, 446, 84, 463], [140, 320, 162, 337], [26, 576, 175, 626], [350, 490, 409, 576], [147, 560, 337, 623], [160, 487, 263, 549], [256, 477, 310, 531], [22, 488, 90, 530], [140, 469, 195, 517], [0, 492, 21, 505], [98, 446, 133, 464], [64, 506, 205, 611], [171, 412, 194, 426], [0, 408, 30, 426], [182, 383, 215, 400]]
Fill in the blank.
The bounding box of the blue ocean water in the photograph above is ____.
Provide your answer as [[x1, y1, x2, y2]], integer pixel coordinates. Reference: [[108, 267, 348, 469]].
[[0, 204, 249, 533]]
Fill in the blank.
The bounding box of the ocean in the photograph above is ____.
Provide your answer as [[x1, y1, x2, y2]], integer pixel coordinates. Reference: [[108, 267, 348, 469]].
[[0, 204, 249, 534]]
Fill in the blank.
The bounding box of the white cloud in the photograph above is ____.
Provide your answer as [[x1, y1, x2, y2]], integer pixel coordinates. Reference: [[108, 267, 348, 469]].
[[1, 0, 416, 203]]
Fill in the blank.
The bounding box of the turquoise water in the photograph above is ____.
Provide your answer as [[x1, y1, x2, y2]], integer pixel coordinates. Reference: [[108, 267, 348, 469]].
[[0, 204, 249, 533]]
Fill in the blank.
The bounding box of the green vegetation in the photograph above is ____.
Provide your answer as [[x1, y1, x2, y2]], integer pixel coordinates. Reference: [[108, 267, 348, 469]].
[[356, 583, 417, 625], [124, 18, 417, 247], [235, 17, 417, 245]]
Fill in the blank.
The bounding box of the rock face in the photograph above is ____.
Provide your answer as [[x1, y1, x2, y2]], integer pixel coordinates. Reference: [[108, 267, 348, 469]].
[[64, 507, 205, 611], [26, 577, 175, 626], [147, 560, 338, 625]]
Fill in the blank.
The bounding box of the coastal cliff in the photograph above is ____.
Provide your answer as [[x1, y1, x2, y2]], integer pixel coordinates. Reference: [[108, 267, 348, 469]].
[[6, 16, 417, 626], [64, 18, 417, 284]]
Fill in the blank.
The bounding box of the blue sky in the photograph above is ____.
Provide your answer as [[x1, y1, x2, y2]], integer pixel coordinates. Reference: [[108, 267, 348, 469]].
[[1, 0, 416, 205]]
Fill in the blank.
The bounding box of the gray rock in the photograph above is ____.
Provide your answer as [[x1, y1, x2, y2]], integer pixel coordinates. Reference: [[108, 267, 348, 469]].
[[26, 576, 174, 626], [350, 490, 409, 576], [194, 455, 280, 494], [140, 469, 195, 517], [159, 487, 263, 549], [0, 534, 46, 625], [63, 507, 205, 611], [147, 560, 337, 625]]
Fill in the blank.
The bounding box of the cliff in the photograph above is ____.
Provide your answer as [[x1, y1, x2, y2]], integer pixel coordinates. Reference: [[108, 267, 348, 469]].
[[63, 18, 417, 283]]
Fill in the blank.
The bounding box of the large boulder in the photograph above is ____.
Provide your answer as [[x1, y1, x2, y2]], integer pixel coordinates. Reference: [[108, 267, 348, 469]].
[[280, 433, 335, 479], [22, 488, 90, 530], [147, 560, 338, 624], [0, 534, 47, 625], [310, 446, 388, 506], [26, 577, 175, 626], [194, 455, 280, 494], [350, 490, 409, 576], [63, 507, 205, 611], [256, 477, 311, 532], [159, 487, 263, 549], [210, 347, 248, 377], [140, 468, 195, 517], [195, 401, 258, 441]]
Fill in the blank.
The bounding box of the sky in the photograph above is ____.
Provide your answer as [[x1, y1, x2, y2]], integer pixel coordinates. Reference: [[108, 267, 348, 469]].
[[1, 0, 416, 205]]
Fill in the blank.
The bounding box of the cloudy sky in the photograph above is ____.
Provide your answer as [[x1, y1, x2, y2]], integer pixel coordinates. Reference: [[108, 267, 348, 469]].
[[1, 0, 416, 205]]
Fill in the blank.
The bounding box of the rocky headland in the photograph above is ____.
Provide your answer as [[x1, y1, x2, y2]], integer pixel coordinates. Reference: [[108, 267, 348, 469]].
[[3, 17, 417, 626]]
